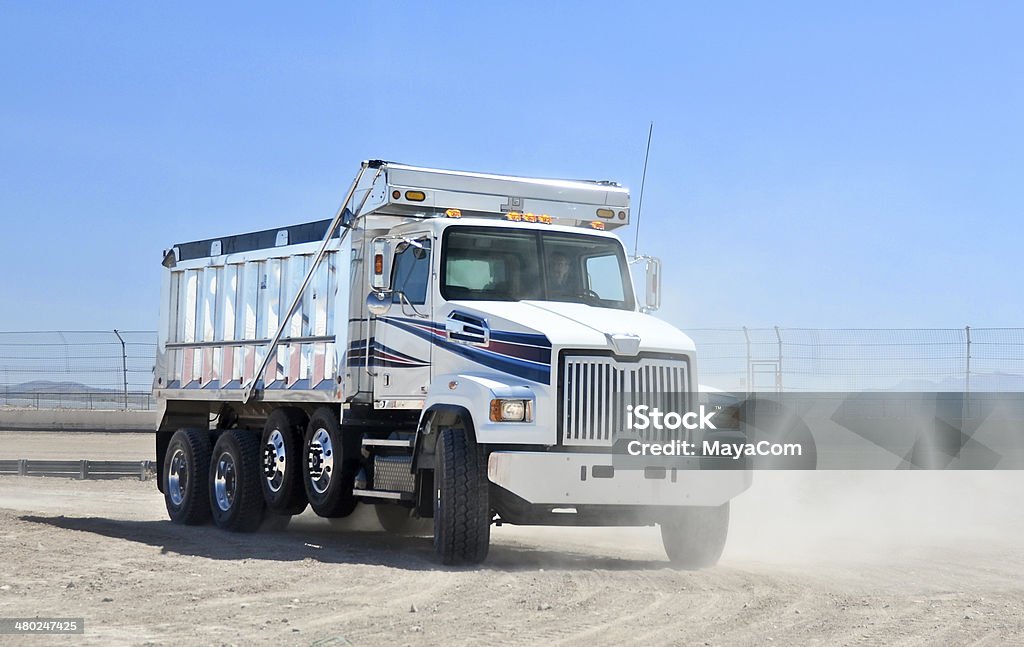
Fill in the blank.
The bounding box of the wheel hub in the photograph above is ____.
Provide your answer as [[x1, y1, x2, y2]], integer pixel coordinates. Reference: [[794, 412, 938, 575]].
[[167, 447, 188, 506], [307, 428, 334, 495], [263, 429, 287, 493], [214, 451, 237, 512]]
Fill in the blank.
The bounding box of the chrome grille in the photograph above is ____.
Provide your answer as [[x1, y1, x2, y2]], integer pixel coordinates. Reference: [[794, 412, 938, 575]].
[[561, 355, 690, 446]]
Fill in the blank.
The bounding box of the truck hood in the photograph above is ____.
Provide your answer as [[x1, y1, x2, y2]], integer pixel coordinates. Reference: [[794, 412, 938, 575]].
[[446, 300, 696, 356]]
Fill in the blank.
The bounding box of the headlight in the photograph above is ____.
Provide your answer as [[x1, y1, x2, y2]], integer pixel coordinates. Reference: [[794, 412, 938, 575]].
[[489, 399, 532, 422]]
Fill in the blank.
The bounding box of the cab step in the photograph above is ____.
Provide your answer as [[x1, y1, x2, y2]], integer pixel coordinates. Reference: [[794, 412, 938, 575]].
[[353, 488, 414, 501], [361, 438, 413, 449]]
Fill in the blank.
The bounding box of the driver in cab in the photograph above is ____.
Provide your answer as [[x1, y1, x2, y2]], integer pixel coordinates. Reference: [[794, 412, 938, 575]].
[[546, 251, 579, 301]]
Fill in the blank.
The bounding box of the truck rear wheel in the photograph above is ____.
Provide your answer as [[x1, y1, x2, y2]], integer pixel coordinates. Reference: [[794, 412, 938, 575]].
[[260, 408, 309, 515], [433, 428, 490, 565], [209, 429, 266, 532], [660, 503, 730, 569], [163, 427, 212, 525], [303, 407, 358, 518]]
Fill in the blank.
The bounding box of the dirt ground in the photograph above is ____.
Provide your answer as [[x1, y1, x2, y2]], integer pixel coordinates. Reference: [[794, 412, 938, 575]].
[[0, 432, 1022, 646]]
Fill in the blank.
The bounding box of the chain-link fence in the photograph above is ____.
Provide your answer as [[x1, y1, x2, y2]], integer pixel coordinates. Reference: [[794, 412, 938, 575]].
[[0, 331, 156, 410], [690, 327, 1024, 392], [0, 328, 1022, 410]]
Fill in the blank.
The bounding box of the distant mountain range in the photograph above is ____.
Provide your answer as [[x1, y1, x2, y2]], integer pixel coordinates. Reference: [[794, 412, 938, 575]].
[[3, 380, 119, 394]]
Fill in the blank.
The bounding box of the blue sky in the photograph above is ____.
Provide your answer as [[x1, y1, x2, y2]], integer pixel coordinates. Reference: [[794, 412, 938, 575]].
[[1, 2, 1021, 331]]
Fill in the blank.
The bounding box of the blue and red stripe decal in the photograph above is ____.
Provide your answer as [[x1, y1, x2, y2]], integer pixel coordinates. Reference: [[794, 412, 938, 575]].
[[346, 338, 430, 368], [378, 316, 552, 384]]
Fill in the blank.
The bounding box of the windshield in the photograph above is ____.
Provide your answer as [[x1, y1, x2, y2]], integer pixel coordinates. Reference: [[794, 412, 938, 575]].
[[441, 226, 635, 310]]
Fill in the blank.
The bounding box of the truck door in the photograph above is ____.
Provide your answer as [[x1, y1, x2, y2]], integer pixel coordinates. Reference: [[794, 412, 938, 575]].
[[371, 234, 433, 406]]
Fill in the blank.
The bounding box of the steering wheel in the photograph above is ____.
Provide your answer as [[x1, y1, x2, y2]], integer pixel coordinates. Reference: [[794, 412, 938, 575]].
[[575, 289, 601, 304]]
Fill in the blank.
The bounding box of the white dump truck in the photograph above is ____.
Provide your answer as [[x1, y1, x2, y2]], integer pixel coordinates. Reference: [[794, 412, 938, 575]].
[[153, 160, 751, 566]]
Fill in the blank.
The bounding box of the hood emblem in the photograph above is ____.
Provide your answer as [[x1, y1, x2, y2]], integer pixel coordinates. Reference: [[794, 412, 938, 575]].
[[607, 333, 641, 356]]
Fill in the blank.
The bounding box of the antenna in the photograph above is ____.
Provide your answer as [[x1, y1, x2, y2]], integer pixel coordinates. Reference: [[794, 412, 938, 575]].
[[633, 121, 654, 257]]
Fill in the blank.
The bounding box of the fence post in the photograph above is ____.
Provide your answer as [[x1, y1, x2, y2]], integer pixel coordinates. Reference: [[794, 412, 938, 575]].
[[113, 329, 129, 410], [742, 326, 751, 395], [79, 459, 88, 480], [965, 325, 972, 418], [18, 459, 27, 476], [774, 326, 784, 392]]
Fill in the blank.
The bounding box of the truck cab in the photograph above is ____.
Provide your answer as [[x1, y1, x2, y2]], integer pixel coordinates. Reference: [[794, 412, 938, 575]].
[[153, 161, 751, 566]]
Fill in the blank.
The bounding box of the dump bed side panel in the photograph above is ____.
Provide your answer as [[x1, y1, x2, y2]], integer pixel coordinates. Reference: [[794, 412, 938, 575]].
[[154, 239, 348, 404]]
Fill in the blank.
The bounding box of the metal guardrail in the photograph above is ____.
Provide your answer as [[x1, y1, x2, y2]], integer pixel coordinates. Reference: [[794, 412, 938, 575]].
[[0, 459, 154, 481]]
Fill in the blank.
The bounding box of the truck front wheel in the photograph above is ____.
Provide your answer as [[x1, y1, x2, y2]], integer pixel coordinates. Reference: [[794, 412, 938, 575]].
[[209, 430, 266, 532], [163, 427, 212, 525], [433, 428, 490, 565], [660, 503, 730, 569]]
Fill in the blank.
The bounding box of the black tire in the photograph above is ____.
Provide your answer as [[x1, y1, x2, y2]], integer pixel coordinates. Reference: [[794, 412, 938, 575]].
[[303, 407, 359, 518], [433, 428, 490, 565], [376, 504, 432, 536], [260, 408, 309, 515], [163, 427, 212, 525], [209, 429, 266, 532], [660, 503, 730, 569]]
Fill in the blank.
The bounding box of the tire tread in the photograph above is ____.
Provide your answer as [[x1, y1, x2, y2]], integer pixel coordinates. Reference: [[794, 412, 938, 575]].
[[434, 428, 490, 565], [210, 429, 265, 532], [164, 427, 212, 526]]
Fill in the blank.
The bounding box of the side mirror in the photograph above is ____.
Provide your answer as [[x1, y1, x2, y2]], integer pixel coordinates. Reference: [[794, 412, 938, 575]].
[[370, 238, 392, 290], [366, 291, 392, 317], [630, 255, 661, 313], [645, 256, 661, 313]]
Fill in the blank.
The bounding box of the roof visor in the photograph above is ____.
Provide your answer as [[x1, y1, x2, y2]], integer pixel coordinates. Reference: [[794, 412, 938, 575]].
[[363, 162, 631, 230]]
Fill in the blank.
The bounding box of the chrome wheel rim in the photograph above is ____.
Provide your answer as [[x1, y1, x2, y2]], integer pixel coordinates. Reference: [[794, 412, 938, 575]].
[[307, 428, 334, 495], [263, 429, 287, 493], [214, 451, 237, 512], [168, 447, 188, 506]]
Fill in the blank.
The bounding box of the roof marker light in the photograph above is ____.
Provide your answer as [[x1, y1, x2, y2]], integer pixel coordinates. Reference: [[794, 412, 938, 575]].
[[590, 221, 605, 230], [445, 208, 462, 218]]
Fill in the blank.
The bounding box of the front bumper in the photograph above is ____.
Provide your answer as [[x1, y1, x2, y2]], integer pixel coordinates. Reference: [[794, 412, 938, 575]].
[[487, 451, 752, 507]]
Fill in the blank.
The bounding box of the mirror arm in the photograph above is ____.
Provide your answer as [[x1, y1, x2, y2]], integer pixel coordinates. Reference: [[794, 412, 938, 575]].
[[396, 291, 430, 319]]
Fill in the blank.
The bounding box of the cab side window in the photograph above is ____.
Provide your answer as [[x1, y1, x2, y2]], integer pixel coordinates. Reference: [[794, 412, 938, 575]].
[[391, 238, 431, 304]]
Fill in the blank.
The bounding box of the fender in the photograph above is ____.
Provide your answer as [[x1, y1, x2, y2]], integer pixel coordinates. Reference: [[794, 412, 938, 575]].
[[412, 403, 476, 472]]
